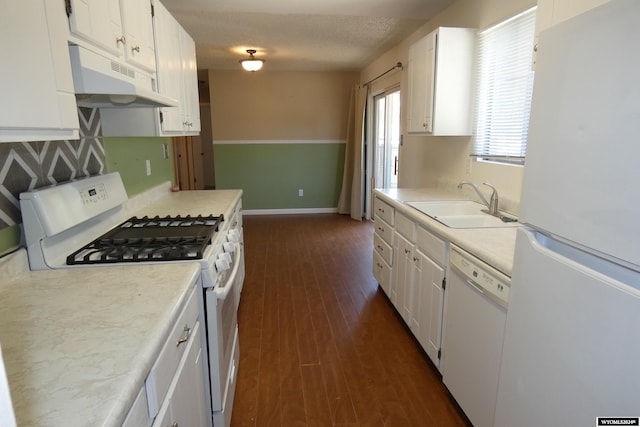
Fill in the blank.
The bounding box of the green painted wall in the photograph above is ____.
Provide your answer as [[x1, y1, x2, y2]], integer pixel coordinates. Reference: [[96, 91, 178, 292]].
[[214, 143, 345, 210], [103, 137, 175, 196], [0, 225, 21, 257]]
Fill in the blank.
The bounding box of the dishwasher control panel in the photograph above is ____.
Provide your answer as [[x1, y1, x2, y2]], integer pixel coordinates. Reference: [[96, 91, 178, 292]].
[[449, 246, 510, 307]]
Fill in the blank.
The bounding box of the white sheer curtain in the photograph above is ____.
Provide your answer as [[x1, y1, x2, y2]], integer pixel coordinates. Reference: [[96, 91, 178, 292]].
[[337, 84, 369, 220]]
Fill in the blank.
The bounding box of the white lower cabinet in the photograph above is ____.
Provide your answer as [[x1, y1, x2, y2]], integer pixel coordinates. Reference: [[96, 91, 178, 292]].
[[153, 321, 208, 427], [122, 286, 208, 427], [393, 231, 414, 321], [373, 196, 395, 298], [413, 249, 445, 367], [379, 207, 448, 369]]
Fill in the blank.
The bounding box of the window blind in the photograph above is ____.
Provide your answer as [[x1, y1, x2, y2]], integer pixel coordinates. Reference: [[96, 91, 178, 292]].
[[473, 7, 536, 163]]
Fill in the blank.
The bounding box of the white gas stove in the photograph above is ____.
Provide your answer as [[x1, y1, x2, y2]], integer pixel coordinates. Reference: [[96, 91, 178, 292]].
[[19, 172, 243, 427]]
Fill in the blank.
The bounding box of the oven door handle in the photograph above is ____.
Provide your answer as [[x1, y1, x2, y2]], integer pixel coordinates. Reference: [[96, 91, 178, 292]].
[[215, 242, 242, 300]]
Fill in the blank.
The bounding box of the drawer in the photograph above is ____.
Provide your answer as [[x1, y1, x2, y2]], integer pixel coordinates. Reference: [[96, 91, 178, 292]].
[[145, 286, 200, 419], [416, 226, 447, 267], [374, 197, 395, 226], [374, 216, 393, 245], [373, 251, 392, 296], [373, 233, 393, 266], [395, 212, 416, 242]]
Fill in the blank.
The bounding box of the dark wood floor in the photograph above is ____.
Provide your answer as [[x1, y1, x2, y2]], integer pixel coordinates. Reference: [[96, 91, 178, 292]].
[[232, 214, 469, 427]]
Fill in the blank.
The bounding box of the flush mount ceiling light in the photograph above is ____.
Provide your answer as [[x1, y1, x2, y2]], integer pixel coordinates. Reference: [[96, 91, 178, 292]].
[[239, 49, 265, 72]]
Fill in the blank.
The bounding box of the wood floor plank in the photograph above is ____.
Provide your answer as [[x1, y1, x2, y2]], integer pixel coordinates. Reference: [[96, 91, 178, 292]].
[[232, 214, 469, 427]]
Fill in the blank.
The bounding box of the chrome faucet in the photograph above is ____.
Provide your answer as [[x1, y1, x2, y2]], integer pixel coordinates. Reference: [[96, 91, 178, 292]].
[[457, 181, 500, 216]]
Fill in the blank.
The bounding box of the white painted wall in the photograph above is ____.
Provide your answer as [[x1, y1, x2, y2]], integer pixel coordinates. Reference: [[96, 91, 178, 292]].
[[361, 0, 536, 214]]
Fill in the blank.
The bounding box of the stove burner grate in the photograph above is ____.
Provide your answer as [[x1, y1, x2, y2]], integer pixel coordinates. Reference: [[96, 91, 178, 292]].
[[66, 214, 223, 265]]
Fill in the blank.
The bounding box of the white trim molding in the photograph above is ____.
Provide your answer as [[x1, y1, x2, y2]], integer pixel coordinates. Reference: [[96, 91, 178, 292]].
[[243, 207, 338, 215], [213, 139, 346, 145]]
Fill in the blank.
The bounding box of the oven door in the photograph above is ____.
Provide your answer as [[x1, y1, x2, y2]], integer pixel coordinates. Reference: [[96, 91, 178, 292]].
[[205, 241, 242, 422]]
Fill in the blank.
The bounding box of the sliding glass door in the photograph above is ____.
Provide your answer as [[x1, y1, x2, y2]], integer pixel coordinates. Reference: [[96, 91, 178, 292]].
[[373, 89, 400, 189]]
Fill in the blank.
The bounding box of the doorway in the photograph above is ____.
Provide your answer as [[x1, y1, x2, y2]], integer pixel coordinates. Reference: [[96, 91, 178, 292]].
[[373, 89, 401, 190]]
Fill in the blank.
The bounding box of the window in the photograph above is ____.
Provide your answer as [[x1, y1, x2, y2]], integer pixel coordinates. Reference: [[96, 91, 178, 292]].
[[473, 7, 536, 164]]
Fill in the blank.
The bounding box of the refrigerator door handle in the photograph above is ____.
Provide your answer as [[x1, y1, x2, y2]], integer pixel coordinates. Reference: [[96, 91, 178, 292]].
[[527, 229, 640, 291]]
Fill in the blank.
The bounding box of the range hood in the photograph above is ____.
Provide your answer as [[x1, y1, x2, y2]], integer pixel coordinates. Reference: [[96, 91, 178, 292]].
[[68, 45, 178, 108]]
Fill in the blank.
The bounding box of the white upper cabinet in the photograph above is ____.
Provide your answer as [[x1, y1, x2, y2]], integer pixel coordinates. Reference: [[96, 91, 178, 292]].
[[533, 0, 610, 67], [100, 0, 201, 137], [67, 0, 123, 57], [407, 33, 436, 134], [0, 0, 79, 142], [178, 29, 200, 133], [121, 0, 156, 72], [154, 1, 184, 132], [406, 27, 475, 136], [67, 0, 156, 73]]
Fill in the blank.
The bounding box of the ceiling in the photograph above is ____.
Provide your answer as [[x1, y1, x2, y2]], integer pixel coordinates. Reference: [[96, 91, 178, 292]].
[[160, 0, 454, 71]]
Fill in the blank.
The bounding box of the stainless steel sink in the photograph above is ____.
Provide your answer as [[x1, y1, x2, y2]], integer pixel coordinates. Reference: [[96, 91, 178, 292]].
[[405, 200, 520, 229]]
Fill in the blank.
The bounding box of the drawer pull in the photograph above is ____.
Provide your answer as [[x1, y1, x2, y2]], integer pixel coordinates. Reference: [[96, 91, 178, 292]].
[[176, 325, 191, 347], [377, 245, 384, 251], [377, 227, 384, 232]]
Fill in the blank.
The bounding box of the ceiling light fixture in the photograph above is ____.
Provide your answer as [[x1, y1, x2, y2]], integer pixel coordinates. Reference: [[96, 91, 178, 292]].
[[239, 49, 265, 72]]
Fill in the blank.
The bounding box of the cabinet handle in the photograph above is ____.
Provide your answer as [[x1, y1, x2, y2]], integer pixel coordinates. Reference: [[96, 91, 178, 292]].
[[378, 208, 384, 213], [413, 256, 419, 262], [377, 227, 384, 232], [116, 36, 126, 45], [377, 245, 384, 251], [131, 45, 140, 53], [176, 325, 191, 347], [404, 248, 410, 254]]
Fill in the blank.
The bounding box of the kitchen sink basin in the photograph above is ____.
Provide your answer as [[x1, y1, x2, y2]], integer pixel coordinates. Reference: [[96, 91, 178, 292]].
[[405, 200, 520, 229]]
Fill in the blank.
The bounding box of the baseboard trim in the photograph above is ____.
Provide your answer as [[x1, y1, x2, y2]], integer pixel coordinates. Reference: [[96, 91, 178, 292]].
[[243, 208, 338, 216]]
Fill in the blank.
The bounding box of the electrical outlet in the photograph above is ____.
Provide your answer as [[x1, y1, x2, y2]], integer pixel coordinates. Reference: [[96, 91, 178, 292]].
[[298, 189, 304, 197], [162, 143, 169, 160], [146, 159, 151, 176]]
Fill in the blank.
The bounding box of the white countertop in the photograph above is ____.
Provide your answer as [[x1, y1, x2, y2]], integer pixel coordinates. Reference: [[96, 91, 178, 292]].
[[0, 185, 243, 427], [126, 184, 242, 222], [0, 251, 200, 427], [375, 188, 519, 277]]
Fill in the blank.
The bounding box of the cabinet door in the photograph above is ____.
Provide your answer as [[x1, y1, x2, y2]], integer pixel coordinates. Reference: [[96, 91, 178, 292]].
[[121, 0, 156, 72], [395, 233, 414, 322], [407, 32, 435, 133], [179, 28, 200, 133], [154, 0, 184, 133], [0, 0, 79, 142], [170, 321, 208, 427], [416, 250, 445, 368], [68, 0, 123, 56], [152, 321, 208, 427]]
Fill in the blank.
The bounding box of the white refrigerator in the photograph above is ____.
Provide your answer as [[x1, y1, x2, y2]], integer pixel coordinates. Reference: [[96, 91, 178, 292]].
[[494, 1, 640, 426]]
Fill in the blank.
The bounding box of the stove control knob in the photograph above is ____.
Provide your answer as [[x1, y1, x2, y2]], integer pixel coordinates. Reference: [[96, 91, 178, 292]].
[[227, 230, 240, 243], [215, 256, 230, 272], [223, 242, 235, 253], [220, 252, 232, 263]]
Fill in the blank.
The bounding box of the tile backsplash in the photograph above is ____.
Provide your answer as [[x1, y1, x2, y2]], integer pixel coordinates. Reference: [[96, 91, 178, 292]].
[[0, 108, 105, 229]]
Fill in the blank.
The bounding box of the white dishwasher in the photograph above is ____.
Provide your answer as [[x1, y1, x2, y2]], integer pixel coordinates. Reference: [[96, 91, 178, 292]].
[[441, 245, 510, 427]]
